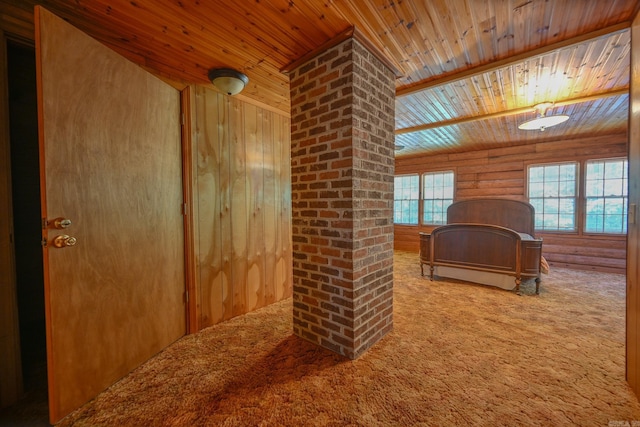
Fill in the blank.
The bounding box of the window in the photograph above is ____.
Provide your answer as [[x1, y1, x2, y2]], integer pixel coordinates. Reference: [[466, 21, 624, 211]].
[[422, 171, 454, 225], [394, 175, 419, 224], [528, 163, 577, 231], [585, 158, 628, 234]]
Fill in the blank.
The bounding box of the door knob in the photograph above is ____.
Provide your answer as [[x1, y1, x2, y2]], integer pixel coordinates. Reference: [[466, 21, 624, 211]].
[[52, 234, 77, 248], [51, 217, 72, 229]]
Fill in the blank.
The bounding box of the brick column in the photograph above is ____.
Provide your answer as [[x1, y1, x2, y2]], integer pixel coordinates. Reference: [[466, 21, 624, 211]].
[[288, 30, 395, 359]]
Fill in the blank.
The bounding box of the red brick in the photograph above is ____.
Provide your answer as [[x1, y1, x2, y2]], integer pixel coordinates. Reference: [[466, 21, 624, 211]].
[[291, 34, 395, 360]]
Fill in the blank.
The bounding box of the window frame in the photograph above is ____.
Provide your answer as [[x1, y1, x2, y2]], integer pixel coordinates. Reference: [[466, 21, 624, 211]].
[[583, 157, 628, 235], [393, 174, 420, 225], [526, 157, 630, 236], [526, 161, 579, 233], [421, 170, 455, 226]]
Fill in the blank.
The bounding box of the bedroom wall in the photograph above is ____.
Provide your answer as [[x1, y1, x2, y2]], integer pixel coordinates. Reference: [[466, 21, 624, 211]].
[[395, 133, 628, 274], [193, 87, 293, 329]]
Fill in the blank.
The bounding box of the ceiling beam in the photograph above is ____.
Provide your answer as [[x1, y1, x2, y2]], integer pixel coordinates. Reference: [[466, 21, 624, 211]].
[[395, 88, 629, 135], [396, 22, 630, 98]]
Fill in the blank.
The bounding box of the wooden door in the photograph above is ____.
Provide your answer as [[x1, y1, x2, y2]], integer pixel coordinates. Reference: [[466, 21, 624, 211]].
[[628, 9, 640, 396], [35, 7, 186, 423]]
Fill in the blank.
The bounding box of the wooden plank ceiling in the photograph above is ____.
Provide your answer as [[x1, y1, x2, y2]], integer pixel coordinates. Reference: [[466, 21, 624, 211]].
[[4, 0, 638, 157]]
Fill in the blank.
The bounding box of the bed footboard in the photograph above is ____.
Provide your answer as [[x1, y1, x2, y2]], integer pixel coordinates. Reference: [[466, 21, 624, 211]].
[[425, 224, 542, 293]]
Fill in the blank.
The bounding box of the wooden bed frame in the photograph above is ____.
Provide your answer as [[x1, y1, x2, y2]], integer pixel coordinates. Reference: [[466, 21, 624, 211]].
[[419, 199, 543, 294]]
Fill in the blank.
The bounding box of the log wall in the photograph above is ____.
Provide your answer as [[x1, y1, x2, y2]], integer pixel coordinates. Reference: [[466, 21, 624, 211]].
[[395, 133, 628, 274]]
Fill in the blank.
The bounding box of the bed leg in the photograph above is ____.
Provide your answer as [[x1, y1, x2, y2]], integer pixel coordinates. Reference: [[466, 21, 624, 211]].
[[420, 263, 424, 276], [535, 277, 541, 295], [515, 278, 522, 296], [429, 265, 434, 281]]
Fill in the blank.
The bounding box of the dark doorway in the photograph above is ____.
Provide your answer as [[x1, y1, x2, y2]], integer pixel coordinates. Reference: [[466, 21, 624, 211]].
[[0, 40, 49, 424]]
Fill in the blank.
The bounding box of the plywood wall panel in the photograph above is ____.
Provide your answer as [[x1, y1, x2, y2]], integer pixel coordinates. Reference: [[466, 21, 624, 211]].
[[262, 109, 277, 306], [230, 99, 248, 318], [194, 87, 291, 330], [396, 133, 628, 273], [218, 95, 234, 322], [194, 88, 225, 326], [244, 102, 265, 312], [276, 114, 292, 300]]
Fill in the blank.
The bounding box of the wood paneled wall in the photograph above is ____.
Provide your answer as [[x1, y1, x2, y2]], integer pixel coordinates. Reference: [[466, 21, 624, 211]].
[[395, 133, 628, 274], [193, 86, 292, 329]]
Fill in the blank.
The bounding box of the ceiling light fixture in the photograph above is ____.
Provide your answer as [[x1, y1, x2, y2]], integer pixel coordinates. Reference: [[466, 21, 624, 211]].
[[518, 102, 569, 132], [208, 68, 249, 96]]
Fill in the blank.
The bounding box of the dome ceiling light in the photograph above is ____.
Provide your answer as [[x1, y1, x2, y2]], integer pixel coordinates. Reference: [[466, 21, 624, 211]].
[[518, 102, 569, 132], [208, 68, 249, 96]]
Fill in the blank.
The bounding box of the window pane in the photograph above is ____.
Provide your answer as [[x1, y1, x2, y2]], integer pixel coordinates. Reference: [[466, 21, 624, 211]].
[[543, 198, 559, 214], [604, 179, 624, 196], [409, 200, 418, 221], [560, 164, 576, 181], [529, 167, 545, 183], [605, 161, 624, 179], [587, 162, 603, 180], [585, 178, 603, 197], [443, 173, 454, 188], [546, 165, 559, 182], [529, 182, 544, 198], [559, 198, 574, 214], [529, 199, 543, 210], [558, 180, 575, 197], [422, 171, 454, 225], [586, 214, 603, 232], [558, 214, 575, 231], [586, 198, 604, 214], [433, 186, 444, 199]]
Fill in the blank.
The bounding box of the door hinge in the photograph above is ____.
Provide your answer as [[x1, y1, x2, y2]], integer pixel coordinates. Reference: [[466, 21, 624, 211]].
[[42, 217, 47, 229], [183, 203, 188, 215], [184, 290, 189, 303], [41, 238, 48, 248]]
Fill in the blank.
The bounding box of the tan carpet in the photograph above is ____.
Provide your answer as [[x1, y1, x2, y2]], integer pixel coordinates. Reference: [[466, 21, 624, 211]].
[[57, 251, 640, 426]]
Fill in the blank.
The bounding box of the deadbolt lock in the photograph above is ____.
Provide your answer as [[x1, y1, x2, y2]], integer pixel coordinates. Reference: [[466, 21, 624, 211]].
[[52, 234, 77, 248]]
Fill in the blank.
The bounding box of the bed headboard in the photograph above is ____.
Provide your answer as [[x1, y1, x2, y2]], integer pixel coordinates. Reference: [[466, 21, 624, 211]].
[[446, 198, 536, 236]]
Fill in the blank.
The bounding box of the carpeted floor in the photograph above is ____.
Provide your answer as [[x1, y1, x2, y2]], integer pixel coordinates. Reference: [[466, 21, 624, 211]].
[[9, 250, 640, 426]]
